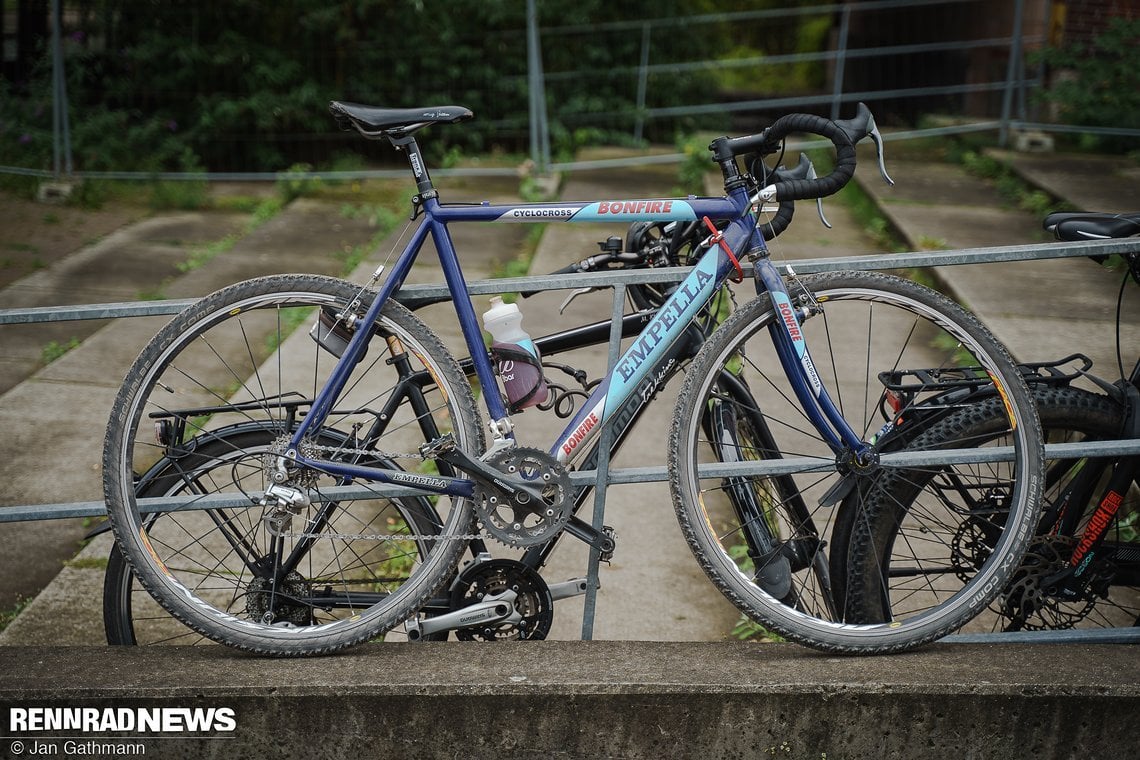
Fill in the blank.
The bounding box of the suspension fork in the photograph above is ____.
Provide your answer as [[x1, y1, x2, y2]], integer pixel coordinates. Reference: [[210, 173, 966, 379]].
[[1057, 379, 1140, 587]]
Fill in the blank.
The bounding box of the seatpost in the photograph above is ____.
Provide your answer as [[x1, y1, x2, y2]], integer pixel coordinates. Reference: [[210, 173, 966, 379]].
[[389, 134, 436, 198]]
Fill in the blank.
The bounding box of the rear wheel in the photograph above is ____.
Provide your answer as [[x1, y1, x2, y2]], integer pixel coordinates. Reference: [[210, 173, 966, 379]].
[[103, 427, 453, 645], [102, 274, 481, 655], [845, 386, 1139, 632]]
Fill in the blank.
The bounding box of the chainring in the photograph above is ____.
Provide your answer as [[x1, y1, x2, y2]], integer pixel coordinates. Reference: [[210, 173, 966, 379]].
[[474, 446, 571, 548], [450, 559, 553, 641]]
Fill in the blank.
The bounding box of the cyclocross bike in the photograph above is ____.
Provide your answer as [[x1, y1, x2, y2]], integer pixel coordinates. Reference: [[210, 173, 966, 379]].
[[101, 101, 1044, 655], [98, 156, 824, 646]]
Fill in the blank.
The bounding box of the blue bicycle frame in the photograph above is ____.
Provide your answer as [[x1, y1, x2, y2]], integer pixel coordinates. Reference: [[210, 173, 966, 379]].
[[286, 138, 869, 498]]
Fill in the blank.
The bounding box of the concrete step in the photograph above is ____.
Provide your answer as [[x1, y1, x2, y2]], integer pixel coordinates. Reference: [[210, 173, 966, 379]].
[[0, 173, 531, 643], [0, 212, 248, 396], [0, 198, 386, 611], [0, 640, 1134, 759], [855, 145, 1139, 382]]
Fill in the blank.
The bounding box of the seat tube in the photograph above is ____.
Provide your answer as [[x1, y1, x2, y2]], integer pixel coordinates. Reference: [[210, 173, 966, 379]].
[[425, 204, 510, 424]]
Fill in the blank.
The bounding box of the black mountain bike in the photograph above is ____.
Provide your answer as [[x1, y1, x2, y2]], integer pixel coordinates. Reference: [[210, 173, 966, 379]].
[[837, 211, 1139, 631]]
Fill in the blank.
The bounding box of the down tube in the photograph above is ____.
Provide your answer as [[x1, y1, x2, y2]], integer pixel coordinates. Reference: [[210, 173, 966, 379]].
[[553, 246, 735, 465]]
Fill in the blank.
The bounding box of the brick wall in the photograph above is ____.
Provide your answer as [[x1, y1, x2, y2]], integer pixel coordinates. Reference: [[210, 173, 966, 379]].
[[1054, 0, 1139, 46]]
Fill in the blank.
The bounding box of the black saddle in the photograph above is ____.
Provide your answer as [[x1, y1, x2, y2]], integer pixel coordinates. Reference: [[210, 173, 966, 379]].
[[329, 101, 473, 137], [1044, 211, 1140, 242]]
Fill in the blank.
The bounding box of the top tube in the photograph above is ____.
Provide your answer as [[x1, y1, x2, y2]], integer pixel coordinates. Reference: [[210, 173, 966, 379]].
[[393, 124, 753, 225], [429, 196, 743, 225]]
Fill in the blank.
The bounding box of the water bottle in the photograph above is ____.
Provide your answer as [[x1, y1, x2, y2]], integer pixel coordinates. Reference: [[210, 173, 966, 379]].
[[482, 296, 549, 411]]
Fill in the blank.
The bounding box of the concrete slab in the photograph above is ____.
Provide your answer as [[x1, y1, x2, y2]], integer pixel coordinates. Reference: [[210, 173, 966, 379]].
[[856, 155, 1139, 382], [0, 199, 383, 612], [0, 176, 533, 637], [993, 149, 1140, 214], [0, 641, 1135, 759], [0, 213, 248, 396]]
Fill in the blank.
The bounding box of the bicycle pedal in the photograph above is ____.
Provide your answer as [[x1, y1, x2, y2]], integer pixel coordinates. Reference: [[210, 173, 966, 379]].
[[419, 433, 457, 459], [599, 525, 617, 563]]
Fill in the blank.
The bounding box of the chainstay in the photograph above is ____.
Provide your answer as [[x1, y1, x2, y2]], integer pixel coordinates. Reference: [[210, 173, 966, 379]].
[[284, 531, 489, 541], [291, 445, 486, 541]]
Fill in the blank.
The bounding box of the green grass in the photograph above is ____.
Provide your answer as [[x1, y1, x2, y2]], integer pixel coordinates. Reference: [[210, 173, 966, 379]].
[[0, 597, 32, 633], [176, 196, 285, 274], [952, 148, 1074, 219], [40, 337, 81, 365]]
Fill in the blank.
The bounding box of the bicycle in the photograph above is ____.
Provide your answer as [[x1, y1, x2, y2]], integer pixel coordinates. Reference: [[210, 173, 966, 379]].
[[101, 100, 1043, 655], [100, 159, 819, 646], [836, 212, 1139, 631]]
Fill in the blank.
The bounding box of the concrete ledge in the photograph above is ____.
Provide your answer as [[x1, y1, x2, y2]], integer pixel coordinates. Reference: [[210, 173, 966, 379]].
[[2, 641, 1136, 759]]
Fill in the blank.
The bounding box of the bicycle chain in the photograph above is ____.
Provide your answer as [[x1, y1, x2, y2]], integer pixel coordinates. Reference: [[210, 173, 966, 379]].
[[280, 444, 489, 542], [309, 442, 423, 461]]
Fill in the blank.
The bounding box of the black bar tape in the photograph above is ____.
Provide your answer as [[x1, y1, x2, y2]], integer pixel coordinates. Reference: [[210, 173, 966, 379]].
[[765, 113, 856, 202], [758, 200, 794, 241]]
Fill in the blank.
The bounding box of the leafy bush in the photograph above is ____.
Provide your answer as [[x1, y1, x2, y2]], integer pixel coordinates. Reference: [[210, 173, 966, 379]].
[[1034, 18, 1140, 152], [2, 1, 827, 175]]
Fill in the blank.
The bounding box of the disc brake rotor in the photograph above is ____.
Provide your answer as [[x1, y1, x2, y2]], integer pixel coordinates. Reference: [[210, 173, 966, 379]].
[[450, 559, 553, 641], [998, 536, 1097, 631]]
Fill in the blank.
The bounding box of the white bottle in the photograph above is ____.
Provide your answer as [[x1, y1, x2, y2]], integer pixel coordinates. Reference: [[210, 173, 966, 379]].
[[482, 296, 549, 410]]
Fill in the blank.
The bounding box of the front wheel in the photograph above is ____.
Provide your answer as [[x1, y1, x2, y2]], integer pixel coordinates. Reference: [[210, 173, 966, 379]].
[[668, 271, 1043, 654], [102, 274, 482, 655]]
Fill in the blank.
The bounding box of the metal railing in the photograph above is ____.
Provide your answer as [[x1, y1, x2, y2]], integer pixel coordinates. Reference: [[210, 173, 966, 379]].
[[7, 0, 1137, 182], [2, 236, 1139, 642], [4, 234, 1139, 522]]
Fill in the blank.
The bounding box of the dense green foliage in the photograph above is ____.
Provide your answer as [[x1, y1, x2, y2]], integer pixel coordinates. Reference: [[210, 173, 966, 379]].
[[1034, 18, 1140, 153], [0, 1, 842, 175], [8, 0, 817, 174]]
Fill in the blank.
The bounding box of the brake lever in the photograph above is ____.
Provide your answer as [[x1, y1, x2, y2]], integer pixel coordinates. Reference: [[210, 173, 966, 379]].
[[773, 154, 831, 229], [867, 119, 894, 186], [559, 287, 596, 314], [802, 158, 832, 229], [834, 102, 895, 186]]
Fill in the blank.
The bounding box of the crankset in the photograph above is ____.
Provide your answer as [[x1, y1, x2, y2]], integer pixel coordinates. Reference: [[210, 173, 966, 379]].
[[403, 557, 588, 641], [473, 446, 572, 548], [450, 558, 554, 641], [423, 436, 572, 548]]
